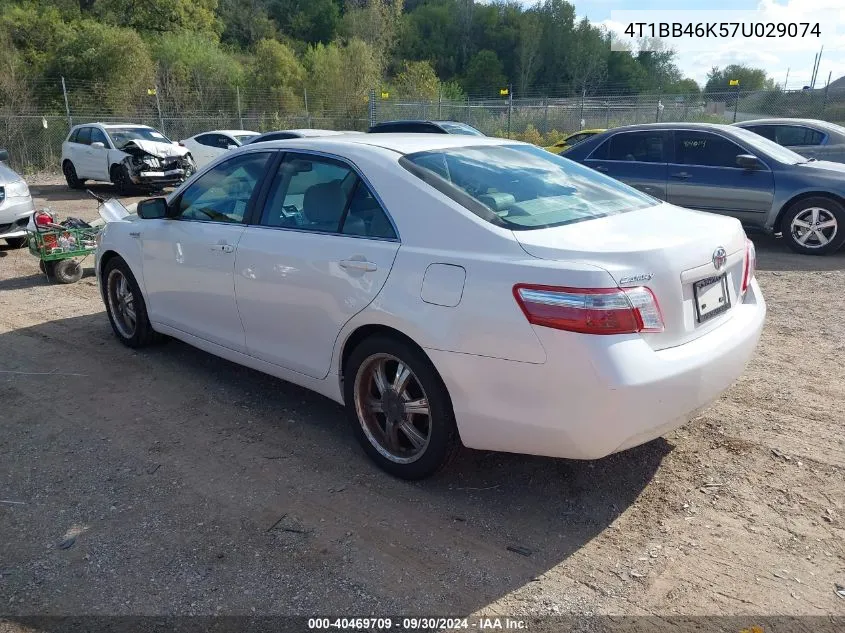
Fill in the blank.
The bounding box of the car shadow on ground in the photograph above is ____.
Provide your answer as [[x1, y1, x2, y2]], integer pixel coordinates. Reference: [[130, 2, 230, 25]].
[[752, 232, 845, 272], [0, 312, 670, 615]]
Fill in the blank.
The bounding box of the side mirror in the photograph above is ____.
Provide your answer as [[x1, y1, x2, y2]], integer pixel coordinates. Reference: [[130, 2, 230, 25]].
[[0, 149, 8, 162], [91, 142, 106, 150], [137, 197, 169, 219], [736, 153, 763, 170]]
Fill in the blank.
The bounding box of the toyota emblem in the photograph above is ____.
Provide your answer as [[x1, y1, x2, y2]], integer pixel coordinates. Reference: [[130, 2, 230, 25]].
[[712, 247, 727, 271]]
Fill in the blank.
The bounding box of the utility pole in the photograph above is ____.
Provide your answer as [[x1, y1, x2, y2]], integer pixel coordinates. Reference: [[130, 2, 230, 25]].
[[236, 86, 243, 129], [783, 68, 790, 90], [60, 76, 72, 129], [507, 84, 513, 138], [154, 86, 164, 134], [303, 87, 311, 128], [579, 88, 586, 130]]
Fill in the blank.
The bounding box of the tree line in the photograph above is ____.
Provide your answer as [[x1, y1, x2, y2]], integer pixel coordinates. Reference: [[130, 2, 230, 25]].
[[0, 0, 775, 117]]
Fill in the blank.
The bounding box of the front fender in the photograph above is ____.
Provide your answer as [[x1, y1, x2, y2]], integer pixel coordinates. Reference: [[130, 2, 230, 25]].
[[96, 223, 146, 299]]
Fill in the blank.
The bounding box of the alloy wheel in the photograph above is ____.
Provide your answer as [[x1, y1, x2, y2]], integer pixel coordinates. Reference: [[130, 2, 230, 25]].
[[353, 353, 432, 464], [790, 207, 838, 249], [106, 268, 137, 338]]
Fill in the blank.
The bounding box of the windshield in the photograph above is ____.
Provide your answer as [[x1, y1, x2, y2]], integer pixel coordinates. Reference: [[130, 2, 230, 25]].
[[107, 127, 172, 148], [730, 127, 808, 164], [438, 122, 485, 136], [233, 134, 258, 144], [402, 144, 658, 230]]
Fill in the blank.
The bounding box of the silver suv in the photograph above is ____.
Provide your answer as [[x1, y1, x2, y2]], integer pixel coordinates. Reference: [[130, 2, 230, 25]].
[[0, 149, 34, 248]]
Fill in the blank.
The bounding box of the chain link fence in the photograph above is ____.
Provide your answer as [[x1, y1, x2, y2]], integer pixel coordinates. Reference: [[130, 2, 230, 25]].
[[2, 78, 844, 173]]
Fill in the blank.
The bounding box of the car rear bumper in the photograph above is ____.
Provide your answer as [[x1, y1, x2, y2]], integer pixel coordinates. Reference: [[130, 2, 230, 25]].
[[0, 196, 35, 239], [427, 279, 766, 460]]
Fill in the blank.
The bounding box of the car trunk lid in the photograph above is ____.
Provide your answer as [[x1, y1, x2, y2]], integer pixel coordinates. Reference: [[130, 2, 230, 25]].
[[513, 203, 748, 350]]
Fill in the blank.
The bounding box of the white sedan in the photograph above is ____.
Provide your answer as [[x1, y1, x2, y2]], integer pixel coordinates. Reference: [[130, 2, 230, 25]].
[[95, 135, 766, 479], [178, 130, 259, 168]]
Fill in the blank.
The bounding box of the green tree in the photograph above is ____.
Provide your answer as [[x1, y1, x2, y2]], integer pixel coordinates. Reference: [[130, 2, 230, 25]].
[[152, 32, 244, 111], [394, 60, 439, 99], [0, 2, 71, 76], [340, 0, 403, 66], [217, 0, 276, 48], [305, 38, 381, 117], [462, 49, 505, 95], [268, 0, 340, 44], [249, 38, 306, 108], [705, 65, 773, 94], [397, 0, 459, 78], [47, 20, 155, 113], [93, 0, 220, 35]]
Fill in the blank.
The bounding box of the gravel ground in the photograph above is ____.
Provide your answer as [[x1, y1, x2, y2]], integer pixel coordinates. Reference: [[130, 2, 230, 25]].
[[0, 180, 844, 620]]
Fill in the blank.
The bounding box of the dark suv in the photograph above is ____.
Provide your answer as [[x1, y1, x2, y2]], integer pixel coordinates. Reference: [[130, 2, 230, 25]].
[[368, 120, 484, 136]]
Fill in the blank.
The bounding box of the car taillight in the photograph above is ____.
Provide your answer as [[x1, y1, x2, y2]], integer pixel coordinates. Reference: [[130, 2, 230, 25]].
[[741, 238, 756, 296], [513, 284, 664, 335]]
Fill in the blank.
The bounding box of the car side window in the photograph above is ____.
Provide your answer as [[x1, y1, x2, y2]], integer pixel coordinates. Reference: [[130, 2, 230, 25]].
[[68, 128, 80, 143], [746, 125, 777, 141], [260, 154, 353, 231], [176, 152, 271, 224], [90, 128, 109, 146], [775, 125, 823, 146], [674, 131, 746, 168], [195, 134, 226, 148], [214, 135, 235, 149], [607, 132, 666, 163], [342, 179, 397, 239], [77, 127, 92, 145], [587, 137, 610, 160]]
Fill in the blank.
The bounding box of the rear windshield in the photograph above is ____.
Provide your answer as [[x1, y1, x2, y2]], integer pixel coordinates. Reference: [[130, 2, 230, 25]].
[[437, 122, 485, 136], [401, 144, 657, 230]]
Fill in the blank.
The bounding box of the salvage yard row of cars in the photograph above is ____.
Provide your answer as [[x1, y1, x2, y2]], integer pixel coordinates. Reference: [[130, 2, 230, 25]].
[[2, 115, 843, 478]]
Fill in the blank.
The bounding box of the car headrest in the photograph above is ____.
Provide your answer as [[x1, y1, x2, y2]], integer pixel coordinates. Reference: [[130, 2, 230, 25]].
[[303, 181, 345, 225]]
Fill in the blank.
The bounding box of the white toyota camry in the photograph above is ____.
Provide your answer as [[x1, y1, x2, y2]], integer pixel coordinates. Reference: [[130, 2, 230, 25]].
[[95, 134, 766, 479]]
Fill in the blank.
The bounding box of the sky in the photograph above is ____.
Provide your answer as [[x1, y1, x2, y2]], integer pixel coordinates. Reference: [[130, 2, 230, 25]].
[[572, 0, 845, 89]]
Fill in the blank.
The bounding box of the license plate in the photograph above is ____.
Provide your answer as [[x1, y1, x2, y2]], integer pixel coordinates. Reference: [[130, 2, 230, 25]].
[[694, 274, 730, 323]]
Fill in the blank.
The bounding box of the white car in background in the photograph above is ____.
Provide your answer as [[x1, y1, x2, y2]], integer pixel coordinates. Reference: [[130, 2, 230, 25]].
[[95, 135, 765, 479], [0, 148, 34, 248], [61, 123, 195, 193], [243, 129, 352, 144], [178, 130, 259, 169]]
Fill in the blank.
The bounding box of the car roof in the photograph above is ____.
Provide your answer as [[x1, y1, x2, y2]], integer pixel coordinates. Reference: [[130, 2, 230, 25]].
[[98, 123, 154, 129], [734, 118, 828, 127], [246, 133, 522, 155], [195, 129, 258, 136]]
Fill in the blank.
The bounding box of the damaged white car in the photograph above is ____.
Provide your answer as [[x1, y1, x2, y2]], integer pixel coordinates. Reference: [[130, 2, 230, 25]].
[[61, 123, 196, 193]]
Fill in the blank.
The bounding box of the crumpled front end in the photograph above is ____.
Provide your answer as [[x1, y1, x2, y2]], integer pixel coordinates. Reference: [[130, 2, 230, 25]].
[[120, 141, 195, 187]]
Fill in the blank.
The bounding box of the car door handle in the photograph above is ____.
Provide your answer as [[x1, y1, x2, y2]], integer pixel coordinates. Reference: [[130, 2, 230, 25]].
[[671, 171, 691, 180], [339, 259, 377, 272], [210, 244, 235, 253]]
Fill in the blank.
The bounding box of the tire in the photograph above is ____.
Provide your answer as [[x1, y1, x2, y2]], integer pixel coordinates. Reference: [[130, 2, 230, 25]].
[[51, 259, 83, 284], [102, 256, 159, 348], [781, 196, 845, 255], [111, 164, 134, 195], [5, 237, 27, 249], [39, 260, 46, 274], [344, 335, 460, 480], [63, 161, 84, 190]]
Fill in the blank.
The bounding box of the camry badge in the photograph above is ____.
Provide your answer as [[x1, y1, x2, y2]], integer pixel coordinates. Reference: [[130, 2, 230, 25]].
[[712, 247, 727, 271], [619, 273, 654, 285]]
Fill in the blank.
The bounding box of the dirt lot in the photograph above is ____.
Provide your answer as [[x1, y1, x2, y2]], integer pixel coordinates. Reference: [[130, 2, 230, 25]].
[[1, 179, 844, 620]]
